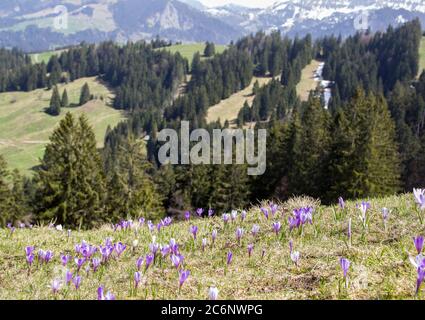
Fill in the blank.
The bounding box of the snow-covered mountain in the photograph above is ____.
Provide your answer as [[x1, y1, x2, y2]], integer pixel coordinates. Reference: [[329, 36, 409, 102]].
[[0, 0, 424, 52], [206, 0, 425, 37]]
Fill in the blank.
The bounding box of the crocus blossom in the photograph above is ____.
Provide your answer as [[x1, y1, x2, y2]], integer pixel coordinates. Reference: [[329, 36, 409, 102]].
[[73, 275, 81, 290], [197, 208, 204, 217], [202, 238, 207, 251], [241, 210, 247, 221], [97, 286, 115, 300], [171, 254, 182, 269], [288, 207, 313, 230], [189, 225, 198, 240], [231, 210, 238, 221], [338, 197, 345, 210], [179, 270, 190, 288], [134, 271, 141, 288], [61, 254, 71, 267], [290, 251, 300, 266], [261, 208, 269, 219], [185, 211, 190, 221], [357, 201, 370, 228], [272, 222, 281, 235], [136, 257, 144, 270], [145, 254, 154, 270], [212, 230, 218, 243], [247, 244, 254, 257], [340, 258, 350, 278], [227, 251, 233, 265], [236, 228, 244, 243], [50, 279, 61, 294], [251, 224, 260, 237], [209, 287, 219, 300], [414, 189, 425, 210], [414, 236, 424, 254], [222, 214, 230, 224], [208, 209, 214, 217]]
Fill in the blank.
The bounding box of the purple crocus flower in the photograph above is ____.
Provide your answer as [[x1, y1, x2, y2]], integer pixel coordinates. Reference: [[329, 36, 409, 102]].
[[272, 222, 281, 235], [236, 228, 244, 243], [179, 270, 190, 288], [416, 267, 425, 294], [147, 220, 155, 232], [414, 189, 425, 210], [92, 258, 101, 272], [50, 279, 61, 294], [251, 224, 260, 237], [414, 236, 424, 254], [65, 270, 73, 285], [97, 286, 115, 300], [270, 203, 278, 216], [134, 271, 141, 288], [209, 287, 219, 300], [149, 242, 159, 256], [340, 258, 350, 278], [145, 254, 154, 270], [115, 242, 126, 257], [73, 275, 81, 290], [75, 257, 85, 272], [171, 254, 182, 269], [227, 251, 233, 265], [231, 210, 238, 221], [261, 208, 269, 219], [43, 250, 53, 263], [189, 225, 198, 240], [338, 197, 345, 210], [382, 208, 389, 221], [61, 254, 71, 267], [161, 245, 171, 257], [25, 246, 35, 256], [136, 257, 144, 270], [357, 201, 370, 228], [247, 244, 254, 257], [138, 217, 145, 225], [222, 214, 230, 224], [26, 254, 34, 267], [290, 251, 300, 266], [197, 208, 204, 217], [241, 210, 247, 221], [163, 217, 172, 226], [169, 238, 179, 254], [212, 230, 218, 243], [185, 211, 191, 221], [208, 209, 214, 217]]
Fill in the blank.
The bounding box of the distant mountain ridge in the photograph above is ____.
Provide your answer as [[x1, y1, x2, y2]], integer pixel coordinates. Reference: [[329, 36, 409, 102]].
[[0, 0, 424, 52]]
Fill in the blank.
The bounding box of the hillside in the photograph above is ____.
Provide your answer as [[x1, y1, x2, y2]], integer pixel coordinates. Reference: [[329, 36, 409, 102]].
[[206, 76, 273, 125], [160, 43, 227, 62], [0, 77, 125, 174], [0, 193, 423, 299], [297, 60, 322, 101]]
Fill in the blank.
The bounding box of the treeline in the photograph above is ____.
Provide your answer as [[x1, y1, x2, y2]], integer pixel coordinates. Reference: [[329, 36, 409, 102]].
[[321, 19, 422, 105]]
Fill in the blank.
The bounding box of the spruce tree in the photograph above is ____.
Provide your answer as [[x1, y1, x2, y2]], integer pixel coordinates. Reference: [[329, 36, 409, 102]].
[[47, 86, 61, 116], [61, 88, 69, 108], [327, 89, 401, 199], [106, 136, 163, 220], [34, 113, 106, 228], [79, 82, 91, 106], [204, 42, 216, 57]]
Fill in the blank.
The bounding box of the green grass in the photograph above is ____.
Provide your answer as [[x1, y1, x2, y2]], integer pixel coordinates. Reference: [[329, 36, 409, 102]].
[[0, 77, 125, 174], [159, 43, 227, 62], [0, 193, 423, 300], [206, 77, 273, 126], [30, 50, 65, 64], [418, 36, 425, 78], [297, 59, 321, 101]]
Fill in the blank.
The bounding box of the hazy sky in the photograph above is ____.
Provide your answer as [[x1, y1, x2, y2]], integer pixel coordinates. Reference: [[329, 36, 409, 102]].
[[199, 0, 276, 8]]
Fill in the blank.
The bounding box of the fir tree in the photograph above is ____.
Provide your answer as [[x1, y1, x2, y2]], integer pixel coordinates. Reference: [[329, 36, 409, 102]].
[[47, 86, 61, 116], [79, 82, 91, 106], [34, 113, 106, 228], [61, 88, 69, 108]]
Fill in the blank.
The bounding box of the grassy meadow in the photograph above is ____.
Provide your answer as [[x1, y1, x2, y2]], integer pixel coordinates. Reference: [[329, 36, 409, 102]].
[[206, 77, 273, 126], [159, 43, 227, 62], [0, 77, 125, 174], [0, 193, 424, 300], [297, 60, 322, 101]]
